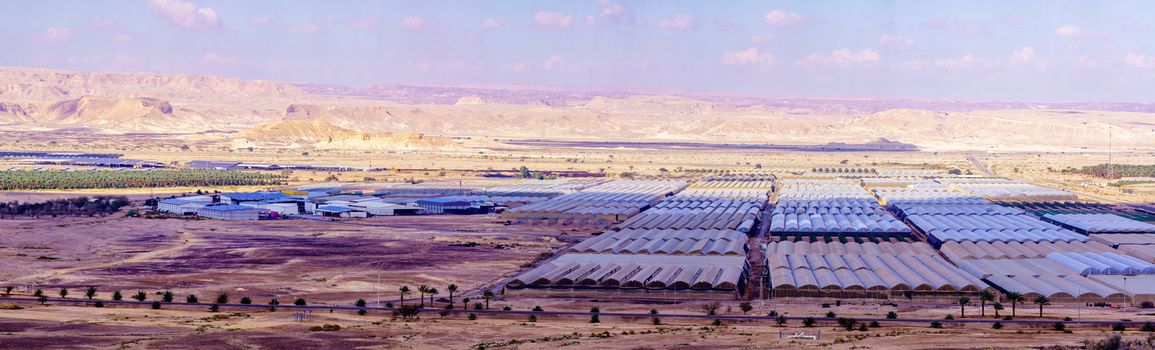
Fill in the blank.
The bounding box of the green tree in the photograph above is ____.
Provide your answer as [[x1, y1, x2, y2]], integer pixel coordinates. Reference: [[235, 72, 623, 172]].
[[1033, 296, 1050, 318], [209, 304, 220, 312], [993, 302, 1004, 318], [162, 291, 174, 302], [447, 284, 458, 308], [519, 166, 531, 178], [1004, 292, 1024, 318], [958, 296, 970, 318], [112, 290, 123, 301], [38, 295, 48, 305], [33, 288, 43, 297], [85, 286, 97, 299], [58, 288, 68, 299], [482, 290, 495, 310], [216, 293, 229, 304], [240, 297, 252, 305], [399, 285, 410, 306], [739, 301, 753, 315], [355, 298, 367, 308], [417, 285, 428, 307], [186, 294, 198, 303], [979, 290, 994, 318]]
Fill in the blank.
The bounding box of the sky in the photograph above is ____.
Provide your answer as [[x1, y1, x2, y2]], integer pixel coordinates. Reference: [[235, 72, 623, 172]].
[[3, 0, 1155, 102]]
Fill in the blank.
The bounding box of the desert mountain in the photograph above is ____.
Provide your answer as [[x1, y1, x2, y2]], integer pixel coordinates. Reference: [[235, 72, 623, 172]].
[[234, 119, 462, 151], [0, 66, 1152, 151]]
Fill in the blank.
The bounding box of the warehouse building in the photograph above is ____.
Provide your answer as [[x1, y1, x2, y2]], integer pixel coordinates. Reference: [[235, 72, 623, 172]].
[[197, 204, 262, 220]]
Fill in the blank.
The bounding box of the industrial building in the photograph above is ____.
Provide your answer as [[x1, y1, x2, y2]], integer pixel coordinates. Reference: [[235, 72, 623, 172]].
[[196, 204, 262, 220]]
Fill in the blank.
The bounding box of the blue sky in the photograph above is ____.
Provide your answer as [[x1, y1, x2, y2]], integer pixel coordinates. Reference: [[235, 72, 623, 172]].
[[3, 0, 1154, 102]]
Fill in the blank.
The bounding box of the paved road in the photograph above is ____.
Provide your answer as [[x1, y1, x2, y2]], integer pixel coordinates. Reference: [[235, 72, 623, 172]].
[[2, 297, 1150, 327]]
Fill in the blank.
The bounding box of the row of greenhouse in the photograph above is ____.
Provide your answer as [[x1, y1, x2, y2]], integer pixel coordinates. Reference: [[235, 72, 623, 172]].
[[500, 180, 686, 225], [766, 252, 989, 294], [939, 240, 1114, 260], [1042, 213, 1155, 234], [569, 229, 747, 256]]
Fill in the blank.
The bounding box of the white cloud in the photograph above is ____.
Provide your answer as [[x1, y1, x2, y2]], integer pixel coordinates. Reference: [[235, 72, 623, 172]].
[[147, 0, 220, 30], [764, 10, 806, 28], [200, 52, 239, 65], [535, 11, 573, 28], [1123, 54, 1155, 69], [659, 14, 696, 29], [250, 17, 271, 26], [542, 55, 567, 71], [721, 48, 776, 66], [589, 0, 635, 26], [398, 17, 426, 29], [1008, 46, 1047, 69], [481, 18, 503, 29], [796, 48, 880, 68], [501, 60, 534, 73], [1055, 25, 1106, 39], [933, 54, 996, 70], [45, 27, 71, 41], [91, 17, 115, 29], [877, 35, 914, 50]]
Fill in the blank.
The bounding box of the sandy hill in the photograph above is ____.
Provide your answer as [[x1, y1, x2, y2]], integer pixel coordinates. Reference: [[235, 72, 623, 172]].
[[235, 119, 462, 150]]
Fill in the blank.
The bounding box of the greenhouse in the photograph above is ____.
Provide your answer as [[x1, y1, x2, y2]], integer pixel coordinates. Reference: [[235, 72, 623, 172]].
[[568, 229, 748, 256], [1042, 213, 1155, 234], [505, 254, 748, 299]]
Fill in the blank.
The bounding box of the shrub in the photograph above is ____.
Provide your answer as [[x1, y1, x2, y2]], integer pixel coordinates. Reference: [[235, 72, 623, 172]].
[[94, 301, 105, 308], [528, 314, 537, 322], [650, 309, 658, 315], [240, 297, 252, 305], [294, 298, 306, 306], [992, 322, 1003, 330], [151, 301, 161, 309], [837, 318, 857, 331], [112, 291, 122, 301], [307, 324, 341, 332], [468, 313, 477, 320], [1142, 322, 1155, 332], [532, 305, 543, 312], [502, 305, 512, 311], [712, 319, 723, 327], [1053, 322, 1066, 331], [209, 304, 220, 312], [886, 311, 898, 319], [803, 317, 816, 327], [930, 322, 943, 329], [473, 303, 483, 310], [590, 314, 600, 323], [858, 324, 867, 332], [1112, 323, 1126, 332], [768, 310, 778, 317], [590, 306, 600, 313], [1003, 316, 1013, 321], [355, 299, 366, 308], [216, 294, 229, 304], [945, 314, 954, 320], [385, 302, 394, 308], [358, 309, 367, 316], [186, 295, 198, 303], [869, 321, 879, 328], [1063, 317, 1072, 322]]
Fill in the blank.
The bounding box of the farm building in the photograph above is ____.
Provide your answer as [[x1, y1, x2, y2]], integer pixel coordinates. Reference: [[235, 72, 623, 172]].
[[505, 254, 748, 300], [241, 202, 300, 215], [315, 205, 368, 218], [157, 198, 207, 215], [220, 191, 289, 204], [415, 196, 493, 214], [348, 201, 422, 216], [197, 204, 261, 220]]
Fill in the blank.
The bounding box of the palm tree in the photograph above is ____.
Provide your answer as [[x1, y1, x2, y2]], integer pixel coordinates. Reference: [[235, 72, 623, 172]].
[[447, 284, 458, 308], [1005, 292, 1024, 318], [958, 296, 970, 318], [85, 286, 97, 299], [482, 290, 495, 310], [1034, 296, 1050, 318], [417, 285, 429, 307], [399, 285, 410, 306], [428, 288, 439, 306], [993, 302, 1004, 318], [979, 290, 994, 318]]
